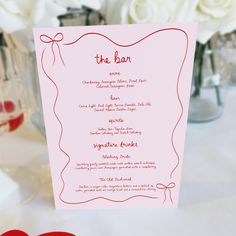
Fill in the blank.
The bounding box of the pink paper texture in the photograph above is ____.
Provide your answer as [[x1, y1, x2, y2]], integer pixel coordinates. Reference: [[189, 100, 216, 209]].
[[34, 24, 197, 209]]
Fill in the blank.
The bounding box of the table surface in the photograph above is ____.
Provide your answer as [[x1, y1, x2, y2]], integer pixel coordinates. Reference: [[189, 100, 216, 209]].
[[0, 87, 236, 236]]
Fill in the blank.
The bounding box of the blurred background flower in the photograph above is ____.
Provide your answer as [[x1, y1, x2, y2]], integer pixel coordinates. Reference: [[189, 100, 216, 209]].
[[115, 0, 175, 24], [195, 0, 236, 43], [0, 0, 66, 33]]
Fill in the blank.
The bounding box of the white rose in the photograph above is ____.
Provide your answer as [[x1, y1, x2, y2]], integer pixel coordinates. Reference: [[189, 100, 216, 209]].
[[101, 0, 126, 24], [0, 0, 67, 52], [102, 0, 195, 27], [170, 0, 198, 22], [195, 0, 236, 43], [124, 0, 177, 24], [104, 0, 176, 24], [0, 0, 66, 33]]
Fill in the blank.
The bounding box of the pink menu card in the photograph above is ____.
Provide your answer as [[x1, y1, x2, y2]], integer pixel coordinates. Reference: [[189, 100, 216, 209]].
[[34, 24, 197, 209]]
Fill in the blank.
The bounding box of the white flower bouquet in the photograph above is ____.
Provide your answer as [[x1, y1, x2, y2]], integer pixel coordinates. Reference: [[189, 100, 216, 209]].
[[1, 0, 235, 48]]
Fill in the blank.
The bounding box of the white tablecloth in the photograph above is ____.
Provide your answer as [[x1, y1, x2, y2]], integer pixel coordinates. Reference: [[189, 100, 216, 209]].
[[0, 87, 236, 236]]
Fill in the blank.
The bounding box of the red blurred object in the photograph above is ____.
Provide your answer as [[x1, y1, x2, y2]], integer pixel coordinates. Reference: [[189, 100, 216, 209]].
[[0, 100, 24, 132], [1, 230, 29, 236], [1, 230, 76, 236], [8, 113, 24, 132], [0, 100, 15, 113], [39, 232, 76, 236]]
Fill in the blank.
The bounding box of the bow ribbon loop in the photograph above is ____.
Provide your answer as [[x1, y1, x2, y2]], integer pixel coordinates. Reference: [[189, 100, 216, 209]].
[[156, 182, 176, 204], [40, 33, 65, 65], [40, 33, 64, 44]]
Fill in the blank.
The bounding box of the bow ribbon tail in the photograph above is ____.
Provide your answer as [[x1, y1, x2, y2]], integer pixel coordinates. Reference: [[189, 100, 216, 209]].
[[51, 43, 56, 65], [168, 189, 173, 203], [55, 42, 65, 66], [163, 189, 167, 203]]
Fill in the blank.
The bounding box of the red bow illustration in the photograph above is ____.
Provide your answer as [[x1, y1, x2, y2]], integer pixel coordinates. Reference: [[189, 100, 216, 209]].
[[40, 33, 65, 65], [156, 182, 176, 204]]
